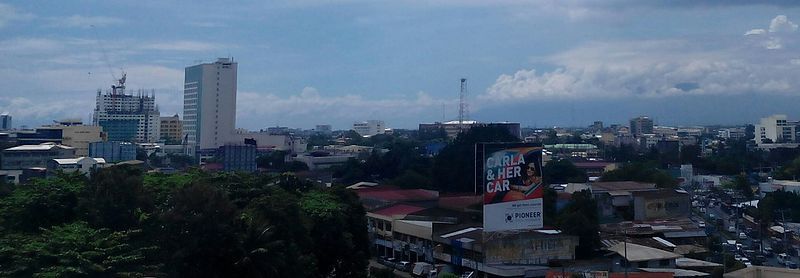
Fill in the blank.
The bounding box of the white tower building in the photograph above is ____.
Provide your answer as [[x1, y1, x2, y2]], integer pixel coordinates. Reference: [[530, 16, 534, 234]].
[[183, 58, 238, 151]]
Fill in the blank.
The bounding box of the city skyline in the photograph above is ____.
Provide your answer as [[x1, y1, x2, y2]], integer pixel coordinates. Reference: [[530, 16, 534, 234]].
[[1, 2, 800, 129]]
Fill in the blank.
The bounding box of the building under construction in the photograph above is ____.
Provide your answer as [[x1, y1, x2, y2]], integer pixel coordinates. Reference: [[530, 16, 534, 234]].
[[92, 74, 161, 143]]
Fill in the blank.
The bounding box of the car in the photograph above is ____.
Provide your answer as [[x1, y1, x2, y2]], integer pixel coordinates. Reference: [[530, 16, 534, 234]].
[[788, 261, 799, 269], [396, 261, 412, 272], [729, 226, 737, 233], [763, 247, 774, 257], [698, 221, 706, 228], [740, 232, 748, 240]]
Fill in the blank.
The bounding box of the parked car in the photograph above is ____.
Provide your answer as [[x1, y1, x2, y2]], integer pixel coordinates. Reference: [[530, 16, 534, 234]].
[[740, 232, 748, 240], [698, 221, 706, 228], [396, 261, 412, 272], [788, 261, 798, 269], [728, 226, 736, 233], [763, 247, 774, 257]]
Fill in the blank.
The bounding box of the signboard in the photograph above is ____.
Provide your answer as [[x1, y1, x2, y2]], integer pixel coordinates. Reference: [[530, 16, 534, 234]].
[[480, 143, 544, 232]]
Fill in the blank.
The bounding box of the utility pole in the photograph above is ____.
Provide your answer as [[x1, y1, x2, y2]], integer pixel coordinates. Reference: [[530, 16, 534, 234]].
[[624, 228, 629, 278]]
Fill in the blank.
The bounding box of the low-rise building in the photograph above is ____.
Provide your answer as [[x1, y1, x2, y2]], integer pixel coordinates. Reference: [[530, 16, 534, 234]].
[[48, 157, 107, 175], [89, 141, 137, 163], [2, 143, 76, 170], [606, 242, 681, 273]]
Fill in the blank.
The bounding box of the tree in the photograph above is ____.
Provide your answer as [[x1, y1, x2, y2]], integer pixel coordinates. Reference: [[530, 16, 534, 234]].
[[83, 165, 153, 230], [159, 183, 241, 277], [302, 189, 370, 277], [0, 221, 160, 277], [0, 172, 86, 232], [556, 190, 600, 259], [433, 126, 520, 192], [542, 159, 588, 184], [600, 161, 678, 188]]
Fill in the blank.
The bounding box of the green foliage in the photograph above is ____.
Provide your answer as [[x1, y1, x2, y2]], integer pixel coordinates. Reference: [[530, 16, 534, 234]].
[[439, 273, 459, 278], [556, 190, 600, 259], [0, 172, 86, 232], [433, 126, 520, 192], [542, 159, 588, 184], [0, 221, 160, 277], [758, 191, 800, 224], [600, 161, 678, 188], [0, 166, 371, 278]]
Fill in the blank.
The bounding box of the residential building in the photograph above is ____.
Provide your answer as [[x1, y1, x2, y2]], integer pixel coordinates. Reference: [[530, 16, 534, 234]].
[[93, 75, 160, 143], [218, 144, 256, 172], [183, 58, 238, 151], [630, 116, 654, 137], [89, 141, 137, 163], [353, 120, 385, 137], [755, 114, 796, 145], [0, 113, 11, 130], [160, 114, 183, 143], [1, 143, 76, 170], [718, 127, 746, 140], [48, 157, 107, 175]]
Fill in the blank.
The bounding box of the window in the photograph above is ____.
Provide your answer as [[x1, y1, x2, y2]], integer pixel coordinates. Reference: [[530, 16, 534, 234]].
[[659, 259, 670, 267]]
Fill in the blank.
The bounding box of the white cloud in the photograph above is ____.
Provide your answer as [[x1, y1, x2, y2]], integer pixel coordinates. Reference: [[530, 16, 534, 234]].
[[769, 15, 798, 33], [46, 15, 125, 28], [236, 87, 451, 128], [482, 39, 800, 101], [744, 29, 766, 36], [0, 3, 34, 28], [141, 40, 221, 51]]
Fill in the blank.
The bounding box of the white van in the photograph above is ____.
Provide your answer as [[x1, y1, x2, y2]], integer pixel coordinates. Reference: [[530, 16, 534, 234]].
[[778, 253, 789, 265]]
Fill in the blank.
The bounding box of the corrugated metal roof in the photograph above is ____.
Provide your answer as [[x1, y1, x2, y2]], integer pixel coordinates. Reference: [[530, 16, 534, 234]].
[[606, 242, 681, 262], [370, 204, 426, 217]]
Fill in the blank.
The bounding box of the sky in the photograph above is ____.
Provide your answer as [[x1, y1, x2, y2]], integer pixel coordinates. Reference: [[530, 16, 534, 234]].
[[1, 1, 800, 130]]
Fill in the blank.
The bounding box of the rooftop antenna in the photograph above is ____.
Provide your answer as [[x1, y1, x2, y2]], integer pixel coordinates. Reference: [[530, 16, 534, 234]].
[[459, 78, 469, 131]]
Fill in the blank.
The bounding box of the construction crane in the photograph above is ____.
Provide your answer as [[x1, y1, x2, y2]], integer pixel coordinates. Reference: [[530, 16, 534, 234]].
[[458, 78, 469, 131]]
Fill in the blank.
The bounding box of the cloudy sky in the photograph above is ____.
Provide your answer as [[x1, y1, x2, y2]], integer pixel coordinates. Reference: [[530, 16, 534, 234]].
[[1, 1, 800, 129]]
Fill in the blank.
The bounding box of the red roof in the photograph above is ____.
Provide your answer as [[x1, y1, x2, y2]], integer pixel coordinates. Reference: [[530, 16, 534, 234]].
[[357, 188, 439, 202], [438, 195, 481, 210], [371, 204, 426, 217]]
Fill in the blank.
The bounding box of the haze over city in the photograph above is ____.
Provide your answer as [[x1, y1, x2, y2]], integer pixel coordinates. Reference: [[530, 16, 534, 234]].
[[1, 1, 800, 129]]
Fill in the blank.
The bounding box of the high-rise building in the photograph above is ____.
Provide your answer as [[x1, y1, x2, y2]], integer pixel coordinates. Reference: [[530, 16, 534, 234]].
[[183, 58, 237, 151], [315, 124, 332, 134], [353, 120, 385, 137], [160, 114, 183, 143], [93, 74, 160, 143], [0, 113, 11, 130], [756, 114, 796, 145], [629, 116, 654, 137]]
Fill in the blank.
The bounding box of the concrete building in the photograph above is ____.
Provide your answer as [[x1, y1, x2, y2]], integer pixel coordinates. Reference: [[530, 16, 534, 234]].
[[48, 157, 107, 175], [183, 58, 238, 151], [632, 189, 691, 221], [93, 75, 160, 143], [718, 127, 746, 140], [39, 123, 103, 157], [756, 114, 796, 145], [630, 116, 654, 137], [160, 114, 183, 143], [353, 120, 385, 137], [2, 143, 76, 170], [89, 141, 137, 163], [218, 144, 256, 172], [0, 113, 11, 130]]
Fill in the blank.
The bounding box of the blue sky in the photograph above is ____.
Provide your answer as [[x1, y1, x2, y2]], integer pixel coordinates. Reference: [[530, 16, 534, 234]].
[[1, 1, 800, 130]]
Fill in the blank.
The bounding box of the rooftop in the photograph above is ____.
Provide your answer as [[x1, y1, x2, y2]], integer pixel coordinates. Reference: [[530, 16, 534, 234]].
[[52, 157, 106, 165], [370, 204, 426, 217], [5, 143, 74, 151], [606, 242, 681, 262], [591, 181, 657, 192], [639, 268, 710, 277]]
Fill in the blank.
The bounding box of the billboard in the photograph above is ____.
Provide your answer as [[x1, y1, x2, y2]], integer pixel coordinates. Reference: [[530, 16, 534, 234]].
[[479, 143, 544, 232]]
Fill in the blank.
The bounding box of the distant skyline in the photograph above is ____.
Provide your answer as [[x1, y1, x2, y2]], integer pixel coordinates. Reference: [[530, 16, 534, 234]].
[[1, 1, 800, 130]]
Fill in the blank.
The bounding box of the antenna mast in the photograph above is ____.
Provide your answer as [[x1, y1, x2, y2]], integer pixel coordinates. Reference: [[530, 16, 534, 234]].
[[458, 78, 469, 131]]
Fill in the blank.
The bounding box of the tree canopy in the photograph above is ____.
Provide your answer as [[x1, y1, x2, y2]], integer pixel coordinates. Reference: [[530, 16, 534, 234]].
[[0, 166, 370, 277]]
